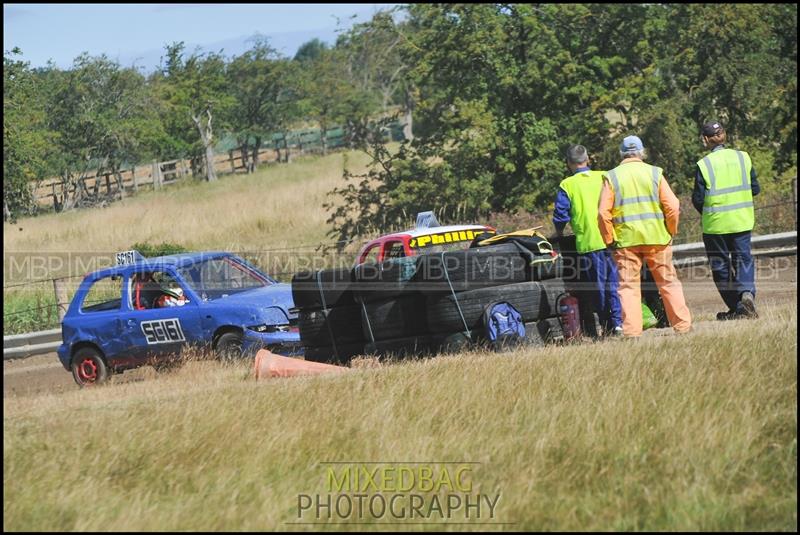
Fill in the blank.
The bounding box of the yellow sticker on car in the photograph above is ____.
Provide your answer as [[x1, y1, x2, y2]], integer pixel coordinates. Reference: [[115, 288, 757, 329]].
[[409, 229, 494, 249]]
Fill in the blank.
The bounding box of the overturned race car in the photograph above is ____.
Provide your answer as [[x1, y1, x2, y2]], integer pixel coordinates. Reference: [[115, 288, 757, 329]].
[[293, 213, 576, 364]]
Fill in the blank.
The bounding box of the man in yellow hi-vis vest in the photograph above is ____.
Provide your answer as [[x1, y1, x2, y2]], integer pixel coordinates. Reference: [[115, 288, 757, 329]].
[[693, 120, 760, 320], [552, 144, 623, 336], [598, 135, 692, 338]]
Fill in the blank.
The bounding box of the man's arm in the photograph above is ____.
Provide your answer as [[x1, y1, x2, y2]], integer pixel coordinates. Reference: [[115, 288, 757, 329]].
[[691, 166, 706, 214], [552, 187, 571, 236], [659, 176, 680, 236], [598, 180, 616, 246], [750, 167, 760, 197]]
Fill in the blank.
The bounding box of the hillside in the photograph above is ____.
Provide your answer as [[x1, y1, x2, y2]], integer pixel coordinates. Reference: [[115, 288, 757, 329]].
[[4, 150, 376, 256]]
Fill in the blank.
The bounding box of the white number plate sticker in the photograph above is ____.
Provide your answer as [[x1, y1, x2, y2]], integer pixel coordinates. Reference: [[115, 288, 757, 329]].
[[116, 250, 138, 266], [141, 318, 186, 344]]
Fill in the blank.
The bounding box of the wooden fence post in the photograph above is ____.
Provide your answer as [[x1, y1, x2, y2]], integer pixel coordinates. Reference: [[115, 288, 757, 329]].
[[132, 165, 138, 193], [117, 171, 124, 200], [53, 278, 69, 322], [793, 176, 797, 230], [229, 150, 236, 173], [152, 161, 162, 190]]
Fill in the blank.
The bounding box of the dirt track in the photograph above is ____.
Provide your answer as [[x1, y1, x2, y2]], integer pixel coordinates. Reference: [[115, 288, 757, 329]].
[[4, 255, 796, 398]]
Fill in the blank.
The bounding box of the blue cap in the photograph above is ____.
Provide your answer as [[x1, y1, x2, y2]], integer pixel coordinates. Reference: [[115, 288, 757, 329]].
[[620, 135, 644, 153]]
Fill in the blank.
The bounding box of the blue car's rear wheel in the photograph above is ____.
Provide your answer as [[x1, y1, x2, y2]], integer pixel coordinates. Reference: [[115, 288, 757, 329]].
[[71, 347, 109, 388]]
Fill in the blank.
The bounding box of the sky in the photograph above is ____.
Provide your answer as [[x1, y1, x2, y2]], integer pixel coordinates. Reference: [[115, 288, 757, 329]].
[[4, 3, 399, 71]]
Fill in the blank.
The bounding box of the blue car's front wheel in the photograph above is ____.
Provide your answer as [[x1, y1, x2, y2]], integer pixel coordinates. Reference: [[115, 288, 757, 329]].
[[71, 347, 109, 388], [215, 331, 243, 362]]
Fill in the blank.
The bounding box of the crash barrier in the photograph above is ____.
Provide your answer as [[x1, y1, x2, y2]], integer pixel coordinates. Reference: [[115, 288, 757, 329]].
[[253, 349, 350, 379], [3, 328, 61, 360], [671, 230, 797, 268], [291, 238, 570, 364]]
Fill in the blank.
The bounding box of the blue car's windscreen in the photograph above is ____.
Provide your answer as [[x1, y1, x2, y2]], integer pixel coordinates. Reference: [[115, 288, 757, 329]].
[[177, 257, 271, 300]]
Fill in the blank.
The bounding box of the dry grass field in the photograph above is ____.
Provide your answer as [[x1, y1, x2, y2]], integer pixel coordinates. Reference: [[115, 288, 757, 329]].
[[3, 303, 796, 531]]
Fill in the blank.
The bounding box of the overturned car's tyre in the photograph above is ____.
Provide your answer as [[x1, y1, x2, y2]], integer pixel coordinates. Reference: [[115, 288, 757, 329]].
[[414, 244, 529, 293], [298, 305, 364, 347], [304, 342, 364, 365], [353, 257, 419, 303], [360, 295, 428, 341], [536, 317, 564, 344], [540, 278, 567, 312], [426, 280, 565, 334], [431, 331, 474, 353], [291, 267, 356, 309], [364, 335, 434, 359]]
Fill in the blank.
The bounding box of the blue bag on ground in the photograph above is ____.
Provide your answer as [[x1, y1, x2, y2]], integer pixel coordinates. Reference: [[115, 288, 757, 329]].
[[483, 301, 525, 350]]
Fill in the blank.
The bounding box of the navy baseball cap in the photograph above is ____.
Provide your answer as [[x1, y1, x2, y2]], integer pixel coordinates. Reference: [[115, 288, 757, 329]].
[[702, 121, 724, 136]]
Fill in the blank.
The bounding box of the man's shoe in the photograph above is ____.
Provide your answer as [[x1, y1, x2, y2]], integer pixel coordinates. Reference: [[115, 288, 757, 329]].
[[610, 326, 624, 337], [738, 291, 758, 318], [716, 310, 740, 321]]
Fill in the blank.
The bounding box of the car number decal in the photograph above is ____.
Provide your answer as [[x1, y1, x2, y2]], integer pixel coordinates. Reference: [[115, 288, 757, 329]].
[[141, 318, 186, 344], [116, 250, 140, 265]]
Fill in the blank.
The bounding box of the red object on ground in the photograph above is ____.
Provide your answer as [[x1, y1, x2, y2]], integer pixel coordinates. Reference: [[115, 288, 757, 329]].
[[253, 350, 350, 379], [558, 294, 582, 341]]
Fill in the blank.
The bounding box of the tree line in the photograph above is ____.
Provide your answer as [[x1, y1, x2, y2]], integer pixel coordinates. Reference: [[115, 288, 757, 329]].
[[4, 4, 797, 242]]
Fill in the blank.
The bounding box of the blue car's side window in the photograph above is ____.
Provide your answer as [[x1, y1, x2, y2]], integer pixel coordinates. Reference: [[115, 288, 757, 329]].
[[81, 275, 123, 313], [129, 270, 191, 311]]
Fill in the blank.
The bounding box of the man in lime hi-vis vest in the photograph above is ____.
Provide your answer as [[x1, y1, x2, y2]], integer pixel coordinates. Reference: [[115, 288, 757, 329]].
[[552, 144, 623, 336], [598, 135, 692, 338], [692, 120, 761, 320]]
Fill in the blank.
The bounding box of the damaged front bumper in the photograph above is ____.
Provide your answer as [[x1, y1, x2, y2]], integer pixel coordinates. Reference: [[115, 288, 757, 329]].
[[241, 328, 304, 358]]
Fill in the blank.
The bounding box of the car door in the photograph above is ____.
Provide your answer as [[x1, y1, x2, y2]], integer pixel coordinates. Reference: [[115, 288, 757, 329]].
[[117, 269, 203, 363]]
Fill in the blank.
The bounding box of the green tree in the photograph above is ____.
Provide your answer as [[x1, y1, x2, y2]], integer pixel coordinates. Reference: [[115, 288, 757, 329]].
[[335, 9, 409, 148], [227, 38, 302, 171], [3, 48, 54, 219], [300, 47, 351, 156], [44, 53, 161, 210], [294, 38, 328, 63], [154, 42, 232, 181]]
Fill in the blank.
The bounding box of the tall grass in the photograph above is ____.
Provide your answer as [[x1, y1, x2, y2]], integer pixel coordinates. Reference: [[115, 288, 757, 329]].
[[4, 304, 796, 531]]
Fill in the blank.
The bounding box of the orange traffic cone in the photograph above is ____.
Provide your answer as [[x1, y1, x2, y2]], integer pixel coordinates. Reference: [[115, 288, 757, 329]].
[[253, 349, 350, 379]]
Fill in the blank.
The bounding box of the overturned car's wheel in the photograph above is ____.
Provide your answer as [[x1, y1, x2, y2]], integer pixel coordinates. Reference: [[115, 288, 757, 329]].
[[304, 343, 364, 365], [425, 280, 562, 334], [71, 347, 109, 388]]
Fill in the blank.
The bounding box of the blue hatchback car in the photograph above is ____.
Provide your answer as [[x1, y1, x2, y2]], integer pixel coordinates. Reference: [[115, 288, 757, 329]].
[[57, 251, 301, 387]]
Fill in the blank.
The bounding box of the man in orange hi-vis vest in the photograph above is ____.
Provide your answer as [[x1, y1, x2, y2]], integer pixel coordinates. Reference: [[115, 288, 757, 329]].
[[598, 135, 692, 338]]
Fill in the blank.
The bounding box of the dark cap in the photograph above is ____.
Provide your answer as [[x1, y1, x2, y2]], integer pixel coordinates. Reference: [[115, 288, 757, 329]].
[[702, 121, 724, 137]]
